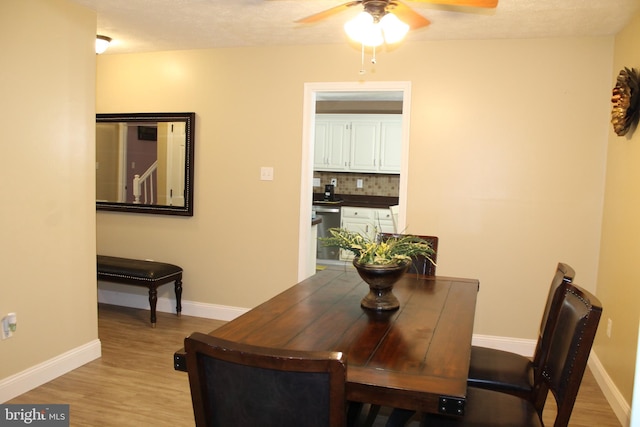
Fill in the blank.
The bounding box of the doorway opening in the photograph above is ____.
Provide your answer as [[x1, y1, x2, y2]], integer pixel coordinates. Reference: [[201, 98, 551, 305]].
[[297, 81, 412, 280]]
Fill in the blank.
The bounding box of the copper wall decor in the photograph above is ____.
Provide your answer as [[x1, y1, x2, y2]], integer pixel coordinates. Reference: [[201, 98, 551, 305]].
[[611, 67, 640, 137]]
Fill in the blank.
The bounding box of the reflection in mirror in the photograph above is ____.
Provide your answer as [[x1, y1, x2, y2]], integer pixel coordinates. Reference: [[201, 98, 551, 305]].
[[96, 112, 195, 216]]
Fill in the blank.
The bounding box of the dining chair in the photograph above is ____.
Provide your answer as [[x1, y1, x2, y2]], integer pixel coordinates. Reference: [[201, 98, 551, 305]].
[[421, 282, 602, 427], [467, 262, 575, 400], [378, 233, 438, 276], [184, 332, 347, 427]]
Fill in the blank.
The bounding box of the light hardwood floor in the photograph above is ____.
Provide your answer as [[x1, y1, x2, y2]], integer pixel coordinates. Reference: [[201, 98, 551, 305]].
[[8, 304, 621, 426]]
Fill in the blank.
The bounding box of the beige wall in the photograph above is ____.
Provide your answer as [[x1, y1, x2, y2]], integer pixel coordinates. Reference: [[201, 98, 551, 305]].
[[96, 37, 611, 333], [595, 11, 640, 405], [0, 0, 97, 380]]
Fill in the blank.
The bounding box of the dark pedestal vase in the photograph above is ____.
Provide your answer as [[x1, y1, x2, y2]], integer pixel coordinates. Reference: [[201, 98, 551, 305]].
[[353, 258, 410, 311]]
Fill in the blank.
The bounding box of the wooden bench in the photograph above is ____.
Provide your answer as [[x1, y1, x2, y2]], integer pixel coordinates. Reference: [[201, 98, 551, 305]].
[[97, 255, 183, 327]]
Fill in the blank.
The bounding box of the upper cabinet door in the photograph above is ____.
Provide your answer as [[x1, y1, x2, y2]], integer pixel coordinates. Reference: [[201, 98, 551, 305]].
[[314, 117, 350, 171], [349, 119, 380, 172], [313, 120, 329, 169], [378, 118, 402, 173]]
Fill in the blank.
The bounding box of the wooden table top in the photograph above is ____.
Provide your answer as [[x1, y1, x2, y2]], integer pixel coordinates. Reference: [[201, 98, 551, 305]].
[[205, 267, 479, 416]]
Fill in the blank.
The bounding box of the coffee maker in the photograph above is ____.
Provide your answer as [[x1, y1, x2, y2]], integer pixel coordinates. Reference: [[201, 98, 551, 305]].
[[323, 184, 335, 201]]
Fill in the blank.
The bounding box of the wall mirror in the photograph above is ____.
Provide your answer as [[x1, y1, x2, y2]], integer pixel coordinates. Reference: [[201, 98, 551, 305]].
[[96, 112, 195, 216]]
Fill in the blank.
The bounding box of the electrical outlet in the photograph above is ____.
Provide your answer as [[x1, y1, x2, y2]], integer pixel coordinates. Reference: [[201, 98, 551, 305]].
[[357, 179, 363, 188], [2, 313, 17, 340], [606, 318, 612, 338], [330, 178, 337, 187]]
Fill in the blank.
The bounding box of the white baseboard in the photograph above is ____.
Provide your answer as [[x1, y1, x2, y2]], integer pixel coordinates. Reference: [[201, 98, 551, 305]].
[[0, 339, 101, 403], [471, 334, 536, 357], [97, 288, 249, 322], [473, 334, 630, 427], [588, 353, 631, 426]]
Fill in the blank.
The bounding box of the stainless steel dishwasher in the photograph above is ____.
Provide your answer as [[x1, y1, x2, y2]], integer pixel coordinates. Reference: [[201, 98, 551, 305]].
[[314, 205, 341, 260]]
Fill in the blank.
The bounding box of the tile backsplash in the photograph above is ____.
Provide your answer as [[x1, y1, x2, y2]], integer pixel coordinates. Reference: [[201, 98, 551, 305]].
[[313, 172, 400, 197]]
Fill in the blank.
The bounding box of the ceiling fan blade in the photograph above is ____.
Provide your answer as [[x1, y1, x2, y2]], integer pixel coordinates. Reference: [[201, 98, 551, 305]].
[[392, 1, 431, 30], [408, 0, 497, 8], [295, 1, 362, 24]]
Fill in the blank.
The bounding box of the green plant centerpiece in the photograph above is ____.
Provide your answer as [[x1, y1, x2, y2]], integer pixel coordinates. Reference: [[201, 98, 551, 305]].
[[320, 228, 436, 311]]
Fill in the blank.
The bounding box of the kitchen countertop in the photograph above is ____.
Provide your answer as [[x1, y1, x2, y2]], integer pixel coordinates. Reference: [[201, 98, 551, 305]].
[[313, 193, 399, 209]]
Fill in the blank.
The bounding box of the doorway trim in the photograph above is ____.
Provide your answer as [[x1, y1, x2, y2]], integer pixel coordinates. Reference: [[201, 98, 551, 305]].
[[297, 81, 412, 281]]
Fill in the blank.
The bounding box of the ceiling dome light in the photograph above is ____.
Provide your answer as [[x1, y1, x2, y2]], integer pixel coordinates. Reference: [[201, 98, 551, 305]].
[[95, 35, 112, 54]]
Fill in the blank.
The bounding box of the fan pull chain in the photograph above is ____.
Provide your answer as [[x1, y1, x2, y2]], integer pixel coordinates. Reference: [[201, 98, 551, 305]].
[[359, 43, 378, 75]]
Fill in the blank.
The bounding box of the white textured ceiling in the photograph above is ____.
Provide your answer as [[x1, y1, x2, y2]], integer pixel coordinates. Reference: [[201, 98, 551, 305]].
[[69, 0, 640, 54]]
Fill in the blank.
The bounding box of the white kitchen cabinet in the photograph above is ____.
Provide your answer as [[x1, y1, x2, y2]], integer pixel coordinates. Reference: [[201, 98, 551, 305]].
[[314, 114, 402, 174], [313, 117, 350, 171], [341, 206, 375, 237], [349, 115, 402, 173], [379, 119, 403, 172], [376, 208, 395, 232], [348, 119, 381, 172], [340, 206, 395, 261]]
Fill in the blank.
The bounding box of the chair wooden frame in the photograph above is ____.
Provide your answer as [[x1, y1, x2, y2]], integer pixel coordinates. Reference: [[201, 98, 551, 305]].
[[467, 262, 575, 400], [184, 332, 347, 427], [533, 283, 603, 423]]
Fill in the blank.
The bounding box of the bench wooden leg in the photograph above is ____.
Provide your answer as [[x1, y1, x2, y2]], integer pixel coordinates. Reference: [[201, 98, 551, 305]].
[[175, 279, 182, 317], [148, 285, 158, 328]]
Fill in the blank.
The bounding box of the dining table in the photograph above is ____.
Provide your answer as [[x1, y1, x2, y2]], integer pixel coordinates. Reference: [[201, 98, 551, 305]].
[[174, 266, 479, 417]]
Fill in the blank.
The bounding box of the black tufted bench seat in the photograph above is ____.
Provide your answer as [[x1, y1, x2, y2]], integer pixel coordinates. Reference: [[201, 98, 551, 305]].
[[97, 255, 183, 327]]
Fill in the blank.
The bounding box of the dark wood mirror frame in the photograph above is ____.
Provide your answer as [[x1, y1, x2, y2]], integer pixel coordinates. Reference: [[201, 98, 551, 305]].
[[96, 112, 195, 216]]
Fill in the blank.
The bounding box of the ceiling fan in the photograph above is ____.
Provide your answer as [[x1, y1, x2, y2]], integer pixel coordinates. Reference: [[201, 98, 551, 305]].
[[296, 0, 499, 37], [296, 0, 497, 71]]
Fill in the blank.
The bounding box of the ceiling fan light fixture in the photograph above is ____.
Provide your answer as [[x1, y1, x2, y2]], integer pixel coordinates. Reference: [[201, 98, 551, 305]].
[[380, 13, 409, 44], [344, 10, 408, 47], [345, 12, 382, 47]]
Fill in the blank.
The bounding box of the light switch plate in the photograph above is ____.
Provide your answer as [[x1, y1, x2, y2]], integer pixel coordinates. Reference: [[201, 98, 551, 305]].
[[260, 166, 274, 181], [313, 178, 321, 187]]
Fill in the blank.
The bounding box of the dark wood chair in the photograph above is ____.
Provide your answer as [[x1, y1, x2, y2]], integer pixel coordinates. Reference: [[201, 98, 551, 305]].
[[422, 282, 602, 427], [184, 332, 347, 427], [379, 233, 438, 276], [467, 262, 575, 400]]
